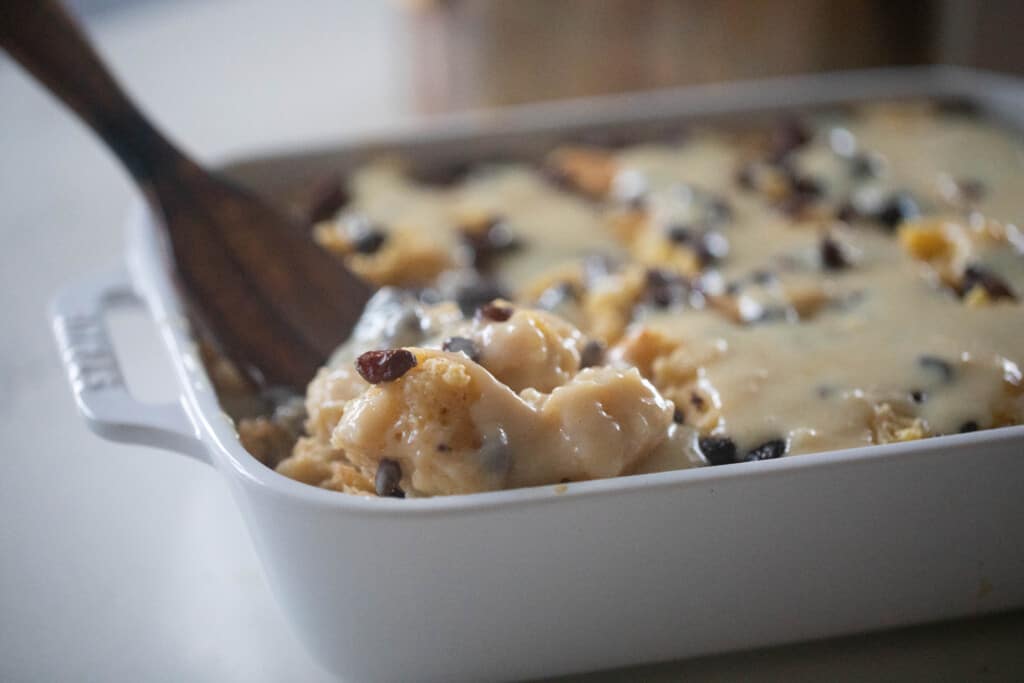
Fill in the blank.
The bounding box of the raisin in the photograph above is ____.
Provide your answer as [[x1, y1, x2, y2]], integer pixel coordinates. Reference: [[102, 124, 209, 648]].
[[820, 236, 850, 270], [768, 117, 811, 163], [698, 436, 737, 466], [579, 340, 605, 369], [375, 458, 405, 498], [910, 389, 926, 404], [918, 355, 954, 383], [355, 349, 417, 384], [744, 438, 786, 462], [304, 174, 349, 224], [442, 336, 480, 363], [959, 420, 979, 433], [672, 406, 685, 424], [959, 265, 1017, 301], [479, 301, 514, 322]]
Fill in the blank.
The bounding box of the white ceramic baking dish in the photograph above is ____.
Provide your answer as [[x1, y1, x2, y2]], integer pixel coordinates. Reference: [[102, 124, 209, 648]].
[[52, 66, 1024, 682]]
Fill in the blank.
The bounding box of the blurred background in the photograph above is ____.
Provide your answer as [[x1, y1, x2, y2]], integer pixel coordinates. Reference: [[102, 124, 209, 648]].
[[64, 0, 1024, 116], [3, 2, 1024, 682]]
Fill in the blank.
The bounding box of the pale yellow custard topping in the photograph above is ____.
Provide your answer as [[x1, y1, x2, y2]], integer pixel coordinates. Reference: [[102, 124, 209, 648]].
[[239, 101, 1024, 497]]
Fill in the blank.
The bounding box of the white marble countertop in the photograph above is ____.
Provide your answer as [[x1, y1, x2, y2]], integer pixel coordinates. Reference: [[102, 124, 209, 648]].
[[1, 2, 1021, 681]]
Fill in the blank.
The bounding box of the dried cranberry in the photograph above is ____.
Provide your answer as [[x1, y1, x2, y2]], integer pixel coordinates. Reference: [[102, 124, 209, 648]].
[[375, 458, 405, 498], [698, 436, 737, 466], [356, 349, 417, 384], [479, 302, 514, 322]]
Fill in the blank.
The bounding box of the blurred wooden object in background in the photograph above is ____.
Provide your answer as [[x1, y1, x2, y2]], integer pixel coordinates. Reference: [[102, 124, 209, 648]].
[[408, 0, 939, 112]]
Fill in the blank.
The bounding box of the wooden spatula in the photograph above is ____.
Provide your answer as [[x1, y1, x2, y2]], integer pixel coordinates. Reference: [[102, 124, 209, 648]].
[[0, 0, 373, 391]]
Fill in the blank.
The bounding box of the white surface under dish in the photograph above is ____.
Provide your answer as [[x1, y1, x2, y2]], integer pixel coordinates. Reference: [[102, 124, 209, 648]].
[[51, 66, 1024, 682]]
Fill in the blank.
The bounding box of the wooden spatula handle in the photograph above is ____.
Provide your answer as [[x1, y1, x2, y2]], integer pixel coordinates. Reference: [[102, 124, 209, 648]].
[[0, 0, 186, 182]]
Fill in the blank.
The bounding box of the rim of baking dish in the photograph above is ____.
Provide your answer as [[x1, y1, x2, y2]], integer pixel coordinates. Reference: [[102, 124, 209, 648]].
[[127, 65, 1024, 516]]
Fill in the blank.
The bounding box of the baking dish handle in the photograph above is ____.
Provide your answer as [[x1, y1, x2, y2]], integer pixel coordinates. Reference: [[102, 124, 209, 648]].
[[51, 266, 209, 463]]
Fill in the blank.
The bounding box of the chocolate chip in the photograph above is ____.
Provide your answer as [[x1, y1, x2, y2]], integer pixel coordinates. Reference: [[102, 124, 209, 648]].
[[835, 201, 859, 223], [735, 163, 757, 191], [645, 268, 686, 308], [375, 458, 405, 498], [673, 406, 685, 424], [959, 420, 979, 433], [959, 265, 1017, 301], [790, 174, 823, 198], [698, 436, 737, 466], [460, 216, 521, 269], [356, 349, 417, 384], [479, 429, 511, 474], [820, 236, 850, 270], [776, 193, 814, 220], [910, 389, 926, 404], [479, 301, 514, 322], [697, 231, 730, 266], [537, 281, 579, 311], [352, 228, 387, 255], [956, 178, 986, 203], [437, 443, 451, 452], [666, 224, 694, 245], [442, 336, 480, 362], [304, 174, 349, 224], [874, 193, 919, 231], [690, 392, 706, 410], [579, 340, 604, 369], [707, 197, 734, 224], [848, 153, 881, 180], [409, 161, 475, 187], [455, 280, 507, 317], [583, 252, 620, 285], [918, 355, 954, 383], [744, 438, 786, 462], [768, 117, 812, 163]]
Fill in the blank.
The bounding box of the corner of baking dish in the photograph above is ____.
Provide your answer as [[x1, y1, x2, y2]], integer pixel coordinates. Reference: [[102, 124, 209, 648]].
[[121, 65, 1024, 516]]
